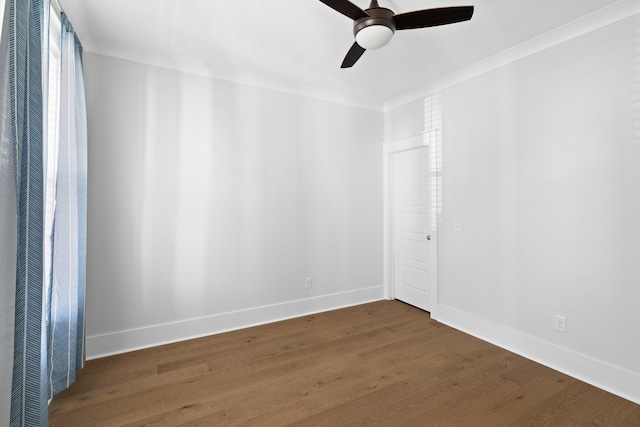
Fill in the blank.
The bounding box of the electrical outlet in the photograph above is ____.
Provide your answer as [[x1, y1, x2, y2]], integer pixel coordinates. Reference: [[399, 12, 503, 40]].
[[454, 219, 462, 232], [554, 315, 566, 333], [305, 277, 312, 289]]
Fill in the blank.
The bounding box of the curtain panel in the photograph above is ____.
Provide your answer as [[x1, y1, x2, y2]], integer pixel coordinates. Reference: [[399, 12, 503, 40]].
[[48, 12, 86, 398], [0, 1, 87, 425], [0, 0, 19, 424], [7, 0, 49, 425]]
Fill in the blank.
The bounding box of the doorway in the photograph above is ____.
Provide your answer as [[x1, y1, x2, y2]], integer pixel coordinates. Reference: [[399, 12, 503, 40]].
[[383, 135, 438, 316], [393, 147, 431, 311]]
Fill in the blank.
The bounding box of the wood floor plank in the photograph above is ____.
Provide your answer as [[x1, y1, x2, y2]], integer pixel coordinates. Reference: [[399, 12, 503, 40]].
[[120, 412, 171, 427], [49, 300, 640, 426], [290, 341, 529, 425], [621, 406, 640, 426], [508, 381, 632, 426]]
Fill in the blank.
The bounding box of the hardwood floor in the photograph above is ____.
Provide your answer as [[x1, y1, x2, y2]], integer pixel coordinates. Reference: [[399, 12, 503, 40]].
[[49, 300, 640, 426]]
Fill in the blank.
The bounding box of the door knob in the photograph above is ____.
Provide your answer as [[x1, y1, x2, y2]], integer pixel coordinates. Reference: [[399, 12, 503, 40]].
[[427, 235, 431, 240]]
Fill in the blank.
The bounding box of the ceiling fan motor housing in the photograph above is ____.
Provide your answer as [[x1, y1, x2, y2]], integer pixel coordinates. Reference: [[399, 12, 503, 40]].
[[353, 7, 396, 37]]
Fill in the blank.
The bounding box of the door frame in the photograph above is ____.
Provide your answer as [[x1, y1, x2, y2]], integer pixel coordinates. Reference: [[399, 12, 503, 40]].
[[383, 133, 439, 319]]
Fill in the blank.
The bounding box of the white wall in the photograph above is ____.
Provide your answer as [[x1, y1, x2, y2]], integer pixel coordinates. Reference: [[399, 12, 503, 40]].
[[83, 53, 384, 357], [386, 13, 640, 403]]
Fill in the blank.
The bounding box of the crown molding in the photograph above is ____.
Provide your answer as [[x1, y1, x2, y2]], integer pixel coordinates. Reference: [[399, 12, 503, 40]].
[[216, 70, 385, 112], [384, 0, 640, 111], [82, 50, 386, 113]]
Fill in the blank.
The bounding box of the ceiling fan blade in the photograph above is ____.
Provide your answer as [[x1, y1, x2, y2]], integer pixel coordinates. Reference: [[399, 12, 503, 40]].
[[394, 6, 474, 30], [318, 0, 369, 21], [341, 42, 366, 68]]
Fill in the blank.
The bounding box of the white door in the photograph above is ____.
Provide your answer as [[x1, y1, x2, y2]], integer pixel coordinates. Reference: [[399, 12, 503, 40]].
[[393, 147, 431, 311]]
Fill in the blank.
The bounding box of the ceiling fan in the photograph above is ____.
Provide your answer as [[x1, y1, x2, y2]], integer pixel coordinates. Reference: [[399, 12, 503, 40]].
[[318, 0, 474, 68]]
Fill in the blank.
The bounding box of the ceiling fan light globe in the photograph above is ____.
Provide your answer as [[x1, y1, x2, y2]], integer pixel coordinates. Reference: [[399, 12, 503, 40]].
[[355, 25, 393, 49]]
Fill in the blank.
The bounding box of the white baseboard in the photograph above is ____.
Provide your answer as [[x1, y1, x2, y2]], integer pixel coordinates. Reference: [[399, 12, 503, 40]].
[[86, 286, 384, 360], [436, 304, 640, 405]]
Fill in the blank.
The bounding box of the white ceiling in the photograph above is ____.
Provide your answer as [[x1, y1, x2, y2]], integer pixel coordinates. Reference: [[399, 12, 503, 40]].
[[59, 0, 624, 107]]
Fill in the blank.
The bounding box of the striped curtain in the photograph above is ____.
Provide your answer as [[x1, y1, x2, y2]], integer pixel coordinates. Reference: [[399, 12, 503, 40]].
[[0, 0, 19, 423], [48, 12, 86, 398], [0, 1, 87, 425], [7, 0, 49, 425]]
